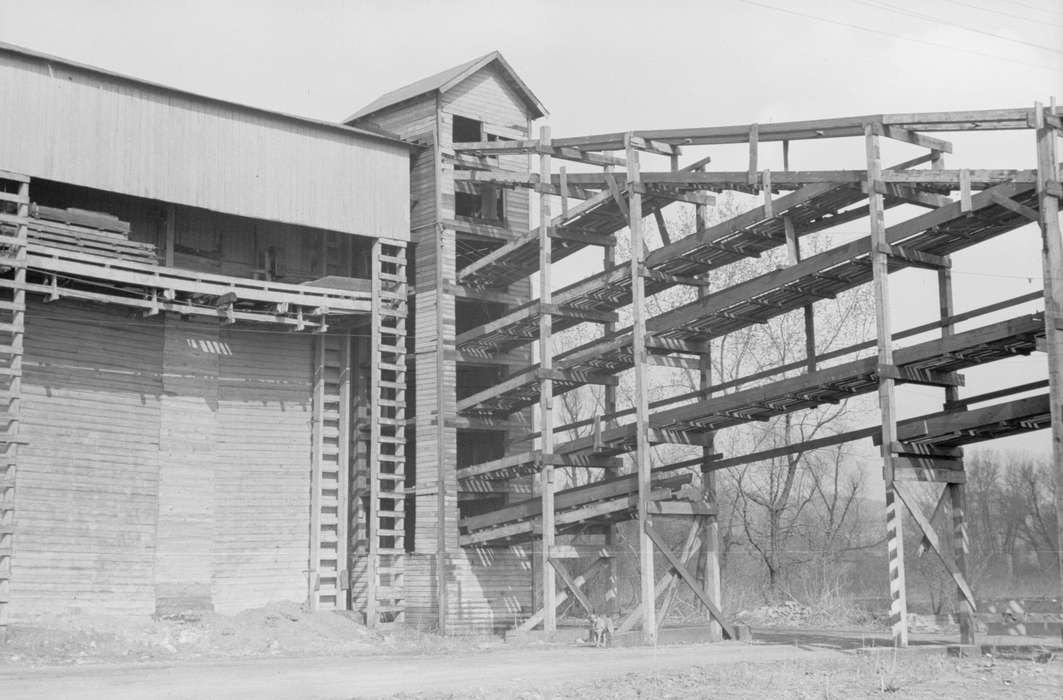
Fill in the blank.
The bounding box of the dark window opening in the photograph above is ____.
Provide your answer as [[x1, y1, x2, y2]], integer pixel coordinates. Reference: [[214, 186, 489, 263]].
[[452, 115, 482, 144], [455, 188, 505, 224]]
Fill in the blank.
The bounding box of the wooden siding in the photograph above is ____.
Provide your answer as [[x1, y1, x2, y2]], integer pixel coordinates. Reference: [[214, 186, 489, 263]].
[[442, 65, 533, 129], [0, 52, 409, 239], [354, 96, 438, 235], [13, 301, 163, 617], [214, 329, 312, 613], [10, 301, 314, 618], [404, 547, 533, 634], [154, 316, 219, 612]]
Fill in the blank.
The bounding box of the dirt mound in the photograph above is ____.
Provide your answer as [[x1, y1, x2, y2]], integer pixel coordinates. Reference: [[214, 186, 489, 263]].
[[0, 601, 498, 666]]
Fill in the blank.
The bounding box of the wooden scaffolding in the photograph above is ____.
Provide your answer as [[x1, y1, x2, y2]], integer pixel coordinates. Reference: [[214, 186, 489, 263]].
[[445, 104, 1063, 645]]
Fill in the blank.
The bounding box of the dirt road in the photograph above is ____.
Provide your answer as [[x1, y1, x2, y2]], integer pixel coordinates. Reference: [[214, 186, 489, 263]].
[[0, 642, 832, 699]]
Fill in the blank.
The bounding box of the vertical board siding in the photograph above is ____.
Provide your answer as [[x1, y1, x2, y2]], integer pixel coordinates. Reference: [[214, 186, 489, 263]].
[[214, 329, 312, 613], [0, 53, 409, 239], [14, 301, 163, 617]]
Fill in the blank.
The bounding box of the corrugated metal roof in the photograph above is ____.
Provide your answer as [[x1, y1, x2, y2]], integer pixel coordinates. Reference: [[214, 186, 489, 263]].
[[345, 50, 547, 123], [0, 41, 413, 149]]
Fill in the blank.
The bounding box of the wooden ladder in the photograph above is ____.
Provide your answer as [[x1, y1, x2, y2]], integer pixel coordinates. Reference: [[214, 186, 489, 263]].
[[365, 240, 407, 625], [309, 331, 352, 610], [0, 172, 27, 628]]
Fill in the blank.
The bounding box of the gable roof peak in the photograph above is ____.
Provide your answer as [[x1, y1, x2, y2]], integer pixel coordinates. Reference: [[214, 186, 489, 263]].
[[345, 51, 546, 124]]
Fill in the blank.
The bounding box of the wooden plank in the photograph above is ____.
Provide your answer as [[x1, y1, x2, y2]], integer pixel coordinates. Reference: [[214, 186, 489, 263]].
[[644, 523, 733, 639], [989, 192, 1040, 221], [951, 482, 976, 644], [878, 123, 953, 153], [308, 337, 325, 610], [549, 558, 595, 615], [628, 135, 656, 645], [619, 519, 701, 634], [518, 557, 607, 631], [647, 500, 716, 516], [894, 481, 977, 610], [539, 125, 557, 635], [867, 123, 907, 647], [1033, 102, 1063, 612]]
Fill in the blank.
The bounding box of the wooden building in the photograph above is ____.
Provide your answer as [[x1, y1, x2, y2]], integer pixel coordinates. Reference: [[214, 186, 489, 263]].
[[2, 41, 1061, 646], [348, 51, 548, 633], [0, 42, 411, 623]]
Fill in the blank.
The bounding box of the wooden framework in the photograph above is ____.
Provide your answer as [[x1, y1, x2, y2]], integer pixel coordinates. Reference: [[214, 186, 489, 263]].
[[445, 104, 1063, 646], [0, 169, 399, 628], [0, 170, 27, 628]]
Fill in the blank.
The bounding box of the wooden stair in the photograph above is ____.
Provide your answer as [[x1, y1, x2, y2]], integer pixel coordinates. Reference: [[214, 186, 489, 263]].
[[0, 171, 27, 628]]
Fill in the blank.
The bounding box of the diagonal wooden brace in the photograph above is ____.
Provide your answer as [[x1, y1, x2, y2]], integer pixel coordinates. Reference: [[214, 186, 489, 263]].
[[894, 481, 977, 611], [645, 522, 734, 639]]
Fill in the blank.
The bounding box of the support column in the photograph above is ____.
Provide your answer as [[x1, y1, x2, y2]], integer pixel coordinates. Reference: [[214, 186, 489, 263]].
[[783, 215, 816, 373], [626, 134, 656, 644], [937, 266, 975, 644], [603, 232, 619, 617], [1034, 101, 1063, 612], [866, 124, 907, 647], [695, 170, 721, 640], [538, 126, 557, 634]]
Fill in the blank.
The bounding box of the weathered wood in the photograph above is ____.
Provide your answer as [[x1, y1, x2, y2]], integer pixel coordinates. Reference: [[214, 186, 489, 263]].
[[1033, 102, 1063, 612], [645, 522, 733, 639], [538, 125, 557, 634], [867, 124, 907, 647], [626, 134, 655, 644], [549, 558, 595, 615], [894, 481, 977, 611], [619, 518, 701, 634], [518, 557, 608, 632]]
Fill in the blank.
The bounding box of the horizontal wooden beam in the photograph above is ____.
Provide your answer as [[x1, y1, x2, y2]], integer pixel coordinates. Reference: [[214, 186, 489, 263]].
[[877, 123, 953, 153], [548, 546, 615, 559], [647, 500, 717, 516], [540, 302, 619, 324]]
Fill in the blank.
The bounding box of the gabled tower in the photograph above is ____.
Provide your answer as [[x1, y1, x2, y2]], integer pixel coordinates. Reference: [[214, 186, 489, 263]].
[[348, 52, 547, 632]]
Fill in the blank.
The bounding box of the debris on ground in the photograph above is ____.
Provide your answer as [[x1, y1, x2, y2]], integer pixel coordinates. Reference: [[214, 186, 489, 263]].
[[0, 601, 501, 666]]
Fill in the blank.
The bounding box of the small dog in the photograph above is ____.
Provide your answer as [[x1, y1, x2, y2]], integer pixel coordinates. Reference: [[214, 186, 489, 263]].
[[588, 613, 614, 648]]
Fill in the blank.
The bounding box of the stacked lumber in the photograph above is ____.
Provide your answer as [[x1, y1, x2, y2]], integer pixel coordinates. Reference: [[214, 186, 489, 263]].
[[5, 204, 159, 264]]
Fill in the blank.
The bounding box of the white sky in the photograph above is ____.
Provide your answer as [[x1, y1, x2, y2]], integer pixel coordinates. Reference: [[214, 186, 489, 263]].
[[1, 0, 1061, 462]]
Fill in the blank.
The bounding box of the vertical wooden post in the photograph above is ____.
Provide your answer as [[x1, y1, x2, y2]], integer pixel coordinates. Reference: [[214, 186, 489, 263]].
[[309, 336, 325, 610], [950, 482, 975, 644], [937, 265, 973, 643], [626, 134, 656, 644], [1033, 101, 1063, 611], [866, 123, 907, 647], [538, 126, 557, 634], [695, 171, 721, 640], [603, 238, 619, 617], [366, 240, 382, 626], [337, 332, 352, 610], [163, 203, 176, 268], [432, 99, 450, 634], [784, 215, 816, 372]]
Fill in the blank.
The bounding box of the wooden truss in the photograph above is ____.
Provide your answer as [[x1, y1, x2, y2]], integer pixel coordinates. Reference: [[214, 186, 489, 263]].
[[442, 104, 1063, 645]]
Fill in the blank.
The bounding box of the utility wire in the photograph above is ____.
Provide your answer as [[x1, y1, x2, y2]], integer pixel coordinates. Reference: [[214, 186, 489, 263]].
[[999, 0, 1063, 18], [733, 0, 1058, 72], [851, 0, 1063, 55], [939, 0, 1063, 29]]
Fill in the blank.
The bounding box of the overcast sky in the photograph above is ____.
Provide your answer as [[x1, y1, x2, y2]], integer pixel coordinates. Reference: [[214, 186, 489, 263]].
[[1, 0, 1061, 461]]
